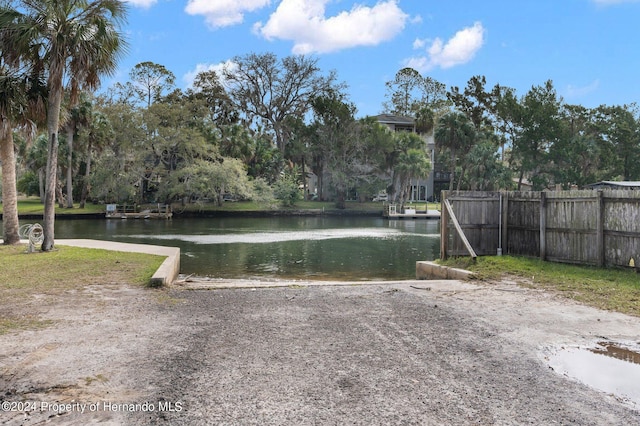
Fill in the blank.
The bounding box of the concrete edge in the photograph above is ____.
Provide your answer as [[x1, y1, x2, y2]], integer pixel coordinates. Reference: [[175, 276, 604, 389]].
[[416, 260, 475, 280], [54, 239, 180, 286], [175, 278, 479, 291]]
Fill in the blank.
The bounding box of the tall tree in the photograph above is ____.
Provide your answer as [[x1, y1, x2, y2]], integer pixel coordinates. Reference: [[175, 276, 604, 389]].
[[63, 90, 92, 207], [129, 61, 175, 107], [434, 112, 475, 191], [223, 52, 338, 156], [309, 92, 362, 208], [511, 80, 564, 190], [3, 0, 128, 250], [395, 148, 431, 207], [0, 68, 28, 244], [593, 104, 640, 181], [78, 109, 112, 207], [448, 75, 493, 130], [384, 67, 448, 117], [0, 9, 46, 244]]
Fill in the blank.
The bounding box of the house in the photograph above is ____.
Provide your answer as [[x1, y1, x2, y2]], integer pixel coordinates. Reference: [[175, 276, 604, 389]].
[[374, 114, 449, 202]]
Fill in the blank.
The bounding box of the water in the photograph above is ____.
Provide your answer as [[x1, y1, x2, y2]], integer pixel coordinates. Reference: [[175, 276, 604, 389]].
[[45, 216, 440, 280], [546, 341, 640, 406]]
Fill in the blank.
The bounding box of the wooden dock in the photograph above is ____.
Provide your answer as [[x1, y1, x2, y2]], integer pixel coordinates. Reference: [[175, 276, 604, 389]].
[[106, 204, 172, 219], [383, 204, 441, 219]]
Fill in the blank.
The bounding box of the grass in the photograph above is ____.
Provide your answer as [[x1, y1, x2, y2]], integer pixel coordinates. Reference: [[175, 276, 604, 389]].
[[440, 255, 640, 317], [5, 197, 440, 216], [0, 244, 164, 334], [1, 197, 105, 215]]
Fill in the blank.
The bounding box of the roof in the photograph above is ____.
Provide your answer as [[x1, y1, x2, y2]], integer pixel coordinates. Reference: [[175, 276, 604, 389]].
[[585, 181, 640, 189], [373, 114, 415, 125]]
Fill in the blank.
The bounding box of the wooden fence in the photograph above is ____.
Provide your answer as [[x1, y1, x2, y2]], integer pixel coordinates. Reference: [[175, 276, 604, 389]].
[[441, 190, 640, 268]]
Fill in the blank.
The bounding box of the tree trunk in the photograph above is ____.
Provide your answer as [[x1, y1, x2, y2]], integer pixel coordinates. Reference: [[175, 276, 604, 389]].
[[66, 125, 74, 208], [1, 125, 21, 244], [79, 142, 92, 209], [42, 80, 63, 252], [336, 190, 346, 209]]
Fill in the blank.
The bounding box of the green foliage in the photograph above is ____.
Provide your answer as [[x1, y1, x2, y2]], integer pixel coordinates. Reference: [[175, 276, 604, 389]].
[[384, 67, 449, 116], [462, 140, 513, 190], [16, 171, 39, 196], [168, 157, 253, 206], [274, 168, 302, 207], [250, 177, 278, 208]]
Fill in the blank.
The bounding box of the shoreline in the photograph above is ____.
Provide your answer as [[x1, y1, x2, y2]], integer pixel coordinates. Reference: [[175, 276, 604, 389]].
[[7, 209, 386, 220]]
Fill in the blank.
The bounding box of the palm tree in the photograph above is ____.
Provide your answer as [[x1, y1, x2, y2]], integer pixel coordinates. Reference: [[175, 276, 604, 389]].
[[395, 148, 431, 208], [64, 90, 92, 208], [434, 112, 475, 191], [0, 6, 47, 244], [0, 68, 27, 244], [2, 0, 128, 250]]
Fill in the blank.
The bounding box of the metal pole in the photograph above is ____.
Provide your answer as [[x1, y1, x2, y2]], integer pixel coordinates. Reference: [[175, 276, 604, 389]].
[[497, 192, 503, 256]]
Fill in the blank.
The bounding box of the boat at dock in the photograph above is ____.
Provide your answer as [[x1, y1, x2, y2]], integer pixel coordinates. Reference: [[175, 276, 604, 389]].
[[383, 204, 441, 219], [105, 204, 172, 219]]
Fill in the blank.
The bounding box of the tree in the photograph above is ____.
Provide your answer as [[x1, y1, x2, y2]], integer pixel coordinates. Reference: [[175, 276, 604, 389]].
[[593, 104, 640, 181], [310, 93, 364, 208], [0, 6, 46, 244], [434, 112, 476, 191], [78, 110, 112, 207], [511, 80, 564, 190], [0, 68, 26, 244], [395, 148, 431, 207], [188, 69, 237, 126], [168, 158, 253, 207], [462, 140, 513, 190], [383, 131, 429, 202], [63, 91, 92, 207], [223, 53, 339, 156], [383, 67, 448, 116], [129, 61, 175, 107], [448, 75, 493, 130], [3, 0, 128, 251]]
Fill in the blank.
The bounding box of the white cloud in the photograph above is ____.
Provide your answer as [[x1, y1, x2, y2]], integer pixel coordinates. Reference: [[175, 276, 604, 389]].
[[412, 38, 427, 50], [592, 0, 639, 5], [123, 0, 157, 8], [183, 61, 238, 88], [565, 80, 600, 99], [404, 22, 485, 72], [255, 0, 409, 54], [185, 0, 271, 28]]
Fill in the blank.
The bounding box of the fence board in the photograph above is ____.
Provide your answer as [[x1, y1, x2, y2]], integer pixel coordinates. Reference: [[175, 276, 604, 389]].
[[441, 190, 640, 268]]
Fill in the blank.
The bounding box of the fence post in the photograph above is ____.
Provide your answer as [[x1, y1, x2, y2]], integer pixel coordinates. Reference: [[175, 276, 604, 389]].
[[501, 191, 509, 255], [596, 190, 605, 267], [440, 191, 449, 260], [540, 192, 546, 261]]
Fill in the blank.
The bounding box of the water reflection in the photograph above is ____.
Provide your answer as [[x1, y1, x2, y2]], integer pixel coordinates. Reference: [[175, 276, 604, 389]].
[[547, 341, 640, 406], [47, 217, 440, 280]]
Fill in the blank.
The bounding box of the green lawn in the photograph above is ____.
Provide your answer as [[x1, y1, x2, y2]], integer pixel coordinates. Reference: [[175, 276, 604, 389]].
[[1, 197, 105, 215], [441, 255, 640, 317]]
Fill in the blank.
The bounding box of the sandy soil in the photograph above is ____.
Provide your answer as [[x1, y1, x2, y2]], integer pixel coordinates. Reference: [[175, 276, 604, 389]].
[[1, 278, 640, 425]]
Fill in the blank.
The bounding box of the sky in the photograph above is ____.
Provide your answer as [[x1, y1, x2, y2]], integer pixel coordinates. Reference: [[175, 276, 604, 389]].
[[110, 0, 640, 118]]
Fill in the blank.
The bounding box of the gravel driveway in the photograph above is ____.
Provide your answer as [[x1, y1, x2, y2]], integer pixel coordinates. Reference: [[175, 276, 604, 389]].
[[2, 279, 640, 425]]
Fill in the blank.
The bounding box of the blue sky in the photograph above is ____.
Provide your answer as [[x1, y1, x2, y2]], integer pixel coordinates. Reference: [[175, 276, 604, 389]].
[[112, 0, 640, 118]]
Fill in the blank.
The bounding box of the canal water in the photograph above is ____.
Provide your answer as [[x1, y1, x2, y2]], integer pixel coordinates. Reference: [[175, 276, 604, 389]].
[[47, 217, 440, 280]]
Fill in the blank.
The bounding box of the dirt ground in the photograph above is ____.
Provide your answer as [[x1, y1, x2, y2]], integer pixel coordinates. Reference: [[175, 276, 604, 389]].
[[2, 277, 640, 425]]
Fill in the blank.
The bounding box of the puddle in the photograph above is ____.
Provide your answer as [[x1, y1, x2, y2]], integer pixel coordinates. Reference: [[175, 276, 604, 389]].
[[546, 341, 640, 407]]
